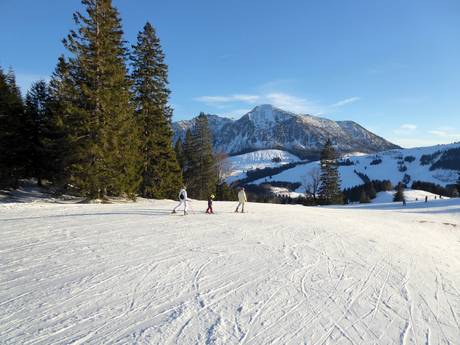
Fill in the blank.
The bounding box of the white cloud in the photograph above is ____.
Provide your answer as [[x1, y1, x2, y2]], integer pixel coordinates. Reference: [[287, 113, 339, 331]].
[[400, 124, 417, 131], [194, 89, 361, 117], [194, 91, 323, 115], [389, 137, 440, 148], [428, 128, 460, 139], [194, 94, 260, 104], [330, 97, 361, 108], [393, 123, 417, 135], [264, 92, 322, 114], [389, 126, 460, 148]]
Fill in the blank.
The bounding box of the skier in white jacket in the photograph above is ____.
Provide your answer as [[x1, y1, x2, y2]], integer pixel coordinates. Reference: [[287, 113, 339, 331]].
[[172, 186, 188, 215], [235, 187, 247, 213]]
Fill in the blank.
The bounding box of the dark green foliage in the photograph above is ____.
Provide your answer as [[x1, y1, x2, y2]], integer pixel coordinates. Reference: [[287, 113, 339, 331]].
[[370, 158, 382, 165], [174, 138, 185, 173], [46, 56, 75, 187], [411, 180, 457, 198], [343, 179, 391, 203], [23, 80, 59, 186], [359, 190, 371, 203], [243, 184, 278, 203], [393, 183, 405, 202], [60, 0, 141, 199], [451, 187, 459, 198], [338, 158, 354, 166], [318, 139, 342, 204], [420, 151, 441, 165], [236, 161, 307, 185], [404, 155, 415, 163], [183, 114, 217, 199], [215, 182, 237, 201], [355, 170, 371, 184], [397, 161, 407, 172], [131, 21, 182, 199], [260, 181, 301, 190], [402, 173, 411, 186], [429, 147, 460, 171], [0, 68, 26, 188]]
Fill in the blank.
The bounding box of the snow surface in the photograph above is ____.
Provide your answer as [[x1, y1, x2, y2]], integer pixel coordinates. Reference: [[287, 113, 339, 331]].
[[1, 198, 460, 344], [372, 189, 450, 204], [248, 143, 460, 190]]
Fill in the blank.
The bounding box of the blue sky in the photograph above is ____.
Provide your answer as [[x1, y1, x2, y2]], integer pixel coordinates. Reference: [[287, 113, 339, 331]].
[[1, 0, 459, 147]]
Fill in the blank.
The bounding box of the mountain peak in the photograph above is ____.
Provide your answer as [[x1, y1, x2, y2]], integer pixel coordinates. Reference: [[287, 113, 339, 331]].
[[173, 105, 399, 157]]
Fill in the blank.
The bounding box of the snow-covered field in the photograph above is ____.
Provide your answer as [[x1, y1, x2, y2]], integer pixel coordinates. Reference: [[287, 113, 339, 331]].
[[1, 198, 460, 344], [372, 189, 449, 204]]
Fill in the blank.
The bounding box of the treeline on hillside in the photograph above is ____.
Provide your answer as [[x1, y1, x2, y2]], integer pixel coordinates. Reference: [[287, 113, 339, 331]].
[[429, 147, 460, 171], [0, 0, 235, 201], [343, 180, 393, 203], [411, 180, 459, 198], [235, 161, 307, 185]]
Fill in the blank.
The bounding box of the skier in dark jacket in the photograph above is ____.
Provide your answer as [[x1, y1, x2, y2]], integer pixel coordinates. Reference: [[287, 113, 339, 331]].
[[206, 194, 215, 214]]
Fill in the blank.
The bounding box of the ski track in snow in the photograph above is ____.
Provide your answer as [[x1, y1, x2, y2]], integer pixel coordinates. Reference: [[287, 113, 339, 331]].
[[1, 199, 460, 344]]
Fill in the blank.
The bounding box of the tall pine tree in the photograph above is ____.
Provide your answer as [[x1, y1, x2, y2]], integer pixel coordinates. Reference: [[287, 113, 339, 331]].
[[61, 0, 141, 199], [131, 22, 181, 199], [318, 139, 342, 204], [23, 80, 54, 186], [393, 182, 405, 202], [183, 114, 217, 199], [0, 67, 26, 188], [47, 56, 75, 187]]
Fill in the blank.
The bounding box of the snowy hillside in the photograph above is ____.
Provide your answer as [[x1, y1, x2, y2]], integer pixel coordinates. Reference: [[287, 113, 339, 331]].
[[226, 149, 301, 182], [246, 142, 460, 192], [1, 198, 460, 344], [173, 104, 399, 158], [372, 189, 449, 204]]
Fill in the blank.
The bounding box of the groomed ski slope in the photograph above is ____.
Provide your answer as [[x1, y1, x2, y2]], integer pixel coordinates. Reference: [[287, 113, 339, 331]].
[[1, 199, 460, 344]]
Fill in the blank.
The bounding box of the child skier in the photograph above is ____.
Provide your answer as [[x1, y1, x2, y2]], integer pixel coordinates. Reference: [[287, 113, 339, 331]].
[[172, 186, 188, 215], [206, 194, 215, 214], [235, 187, 247, 213]]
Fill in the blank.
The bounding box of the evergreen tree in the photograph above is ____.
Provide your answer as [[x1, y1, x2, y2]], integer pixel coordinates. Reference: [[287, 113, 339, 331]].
[[131, 22, 181, 198], [23, 80, 54, 186], [61, 0, 141, 199], [215, 182, 237, 201], [365, 182, 377, 199], [393, 182, 405, 202], [47, 56, 75, 187], [183, 128, 195, 185], [174, 138, 185, 173], [183, 114, 217, 199], [0, 67, 26, 188], [318, 139, 342, 204], [359, 190, 371, 203], [451, 186, 459, 198]]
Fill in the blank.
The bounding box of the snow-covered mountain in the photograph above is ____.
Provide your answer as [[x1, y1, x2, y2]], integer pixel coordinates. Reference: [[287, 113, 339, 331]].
[[239, 142, 460, 192], [173, 104, 399, 158]]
